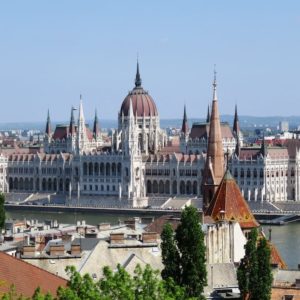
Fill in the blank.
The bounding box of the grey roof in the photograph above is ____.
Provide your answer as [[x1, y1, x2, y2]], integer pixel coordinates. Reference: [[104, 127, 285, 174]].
[[274, 269, 300, 284], [72, 238, 101, 251]]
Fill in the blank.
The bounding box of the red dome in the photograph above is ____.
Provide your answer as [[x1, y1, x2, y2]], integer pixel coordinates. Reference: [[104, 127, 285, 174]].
[[120, 87, 158, 117]]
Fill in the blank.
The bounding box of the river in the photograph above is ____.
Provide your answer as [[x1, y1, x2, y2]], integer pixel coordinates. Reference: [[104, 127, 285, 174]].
[[5, 209, 299, 269]]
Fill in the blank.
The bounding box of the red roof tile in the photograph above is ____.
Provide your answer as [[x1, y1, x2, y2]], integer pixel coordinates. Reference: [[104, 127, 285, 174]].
[[0, 252, 67, 298], [205, 169, 259, 229]]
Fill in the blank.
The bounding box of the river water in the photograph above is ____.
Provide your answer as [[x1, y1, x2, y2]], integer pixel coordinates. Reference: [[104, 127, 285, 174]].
[[5, 209, 300, 269]]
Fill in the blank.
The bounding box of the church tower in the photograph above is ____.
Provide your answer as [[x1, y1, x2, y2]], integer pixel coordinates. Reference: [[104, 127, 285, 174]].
[[202, 69, 225, 208], [76, 96, 88, 154]]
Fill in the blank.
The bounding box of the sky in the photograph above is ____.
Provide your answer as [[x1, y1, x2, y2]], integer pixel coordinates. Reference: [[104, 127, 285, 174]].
[[0, 1, 300, 123]]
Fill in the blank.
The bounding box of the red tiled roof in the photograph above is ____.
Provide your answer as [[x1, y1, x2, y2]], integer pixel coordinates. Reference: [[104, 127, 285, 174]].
[[144, 215, 181, 235], [0, 252, 67, 298], [189, 122, 234, 140], [205, 169, 259, 229], [269, 242, 287, 269]]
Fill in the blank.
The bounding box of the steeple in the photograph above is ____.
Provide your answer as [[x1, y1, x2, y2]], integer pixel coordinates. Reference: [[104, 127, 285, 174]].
[[233, 104, 240, 136], [212, 67, 217, 101], [93, 109, 100, 138], [135, 59, 142, 88], [181, 105, 189, 135], [206, 104, 210, 123], [202, 68, 225, 208], [77, 95, 87, 154], [261, 132, 267, 157], [69, 106, 76, 135], [45, 109, 51, 136]]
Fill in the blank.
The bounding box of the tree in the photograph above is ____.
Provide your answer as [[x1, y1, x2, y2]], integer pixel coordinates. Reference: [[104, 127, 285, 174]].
[[161, 223, 180, 283], [56, 264, 187, 300], [237, 228, 273, 300], [252, 237, 273, 300], [0, 193, 5, 231], [161, 206, 207, 299], [237, 228, 258, 300]]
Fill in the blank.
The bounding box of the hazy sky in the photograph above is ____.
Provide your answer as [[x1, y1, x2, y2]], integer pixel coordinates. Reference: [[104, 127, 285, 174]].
[[0, 1, 299, 122]]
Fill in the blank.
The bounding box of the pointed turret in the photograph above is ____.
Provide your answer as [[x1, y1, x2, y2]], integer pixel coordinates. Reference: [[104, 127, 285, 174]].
[[93, 109, 100, 138], [233, 104, 240, 136], [261, 132, 267, 157], [202, 69, 225, 207], [77, 95, 88, 154], [135, 60, 142, 88], [181, 105, 189, 135], [69, 106, 76, 135], [206, 104, 210, 123], [45, 109, 51, 136]]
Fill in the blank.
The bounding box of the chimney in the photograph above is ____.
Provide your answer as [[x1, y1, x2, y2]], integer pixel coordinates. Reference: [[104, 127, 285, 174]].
[[71, 244, 81, 256], [110, 233, 125, 245], [142, 232, 158, 244], [49, 244, 65, 256], [22, 245, 36, 257], [98, 223, 111, 231]]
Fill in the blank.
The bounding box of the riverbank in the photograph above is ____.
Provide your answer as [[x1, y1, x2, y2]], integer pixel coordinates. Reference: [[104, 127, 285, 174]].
[[4, 203, 182, 217]]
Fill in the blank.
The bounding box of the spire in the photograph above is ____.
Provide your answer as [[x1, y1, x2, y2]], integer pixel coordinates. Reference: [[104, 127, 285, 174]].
[[69, 106, 76, 135], [135, 59, 142, 88], [45, 109, 51, 135], [261, 132, 267, 157], [202, 68, 225, 208], [181, 105, 189, 135], [233, 104, 240, 135], [206, 104, 210, 123], [93, 109, 100, 138], [212, 66, 217, 101]]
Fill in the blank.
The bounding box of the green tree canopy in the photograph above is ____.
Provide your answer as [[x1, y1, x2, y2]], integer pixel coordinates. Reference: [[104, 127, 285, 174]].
[[0, 193, 5, 231], [161, 206, 207, 299], [237, 228, 273, 300]]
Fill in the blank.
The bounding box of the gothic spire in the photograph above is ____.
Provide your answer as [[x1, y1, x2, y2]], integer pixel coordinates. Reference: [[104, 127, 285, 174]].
[[261, 132, 267, 157], [202, 68, 224, 208], [45, 109, 51, 136], [135, 59, 142, 88], [93, 109, 100, 138], [233, 104, 240, 135], [206, 104, 210, 123], [181, 104, 189, 135], [212, 66, 217, 101], [69, 106, 76, 135]]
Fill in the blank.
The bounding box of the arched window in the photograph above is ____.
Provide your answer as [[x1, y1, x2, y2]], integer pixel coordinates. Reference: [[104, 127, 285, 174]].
[[240, 168, 244, 178]]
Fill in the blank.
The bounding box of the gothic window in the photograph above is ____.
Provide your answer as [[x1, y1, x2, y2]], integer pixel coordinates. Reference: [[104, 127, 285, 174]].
[[100, 163, 104, 176], [89, 162, 93, 176], [83, 163, 88, 175], [186, 181, 192, 194], [172, 181, 177, 194], [247, 168, 251, 178], [165, 180, 170, 194], [291, 168, 295, 177], [106, 163, 111, 176], [153, 181, 158, 194], [159, 180, 164, 194], [234, 168, 238, 177], [240, 168, 244, 178], [253, 168, 257, 178], [193, 181, 198, 195], [260, 169, 264, 178], [147, 180, 152, 194], [117, 163, 122, 176]]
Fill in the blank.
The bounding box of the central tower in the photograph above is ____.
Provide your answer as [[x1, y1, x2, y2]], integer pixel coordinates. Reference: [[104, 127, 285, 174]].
[[202, 70, 225, 207]]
